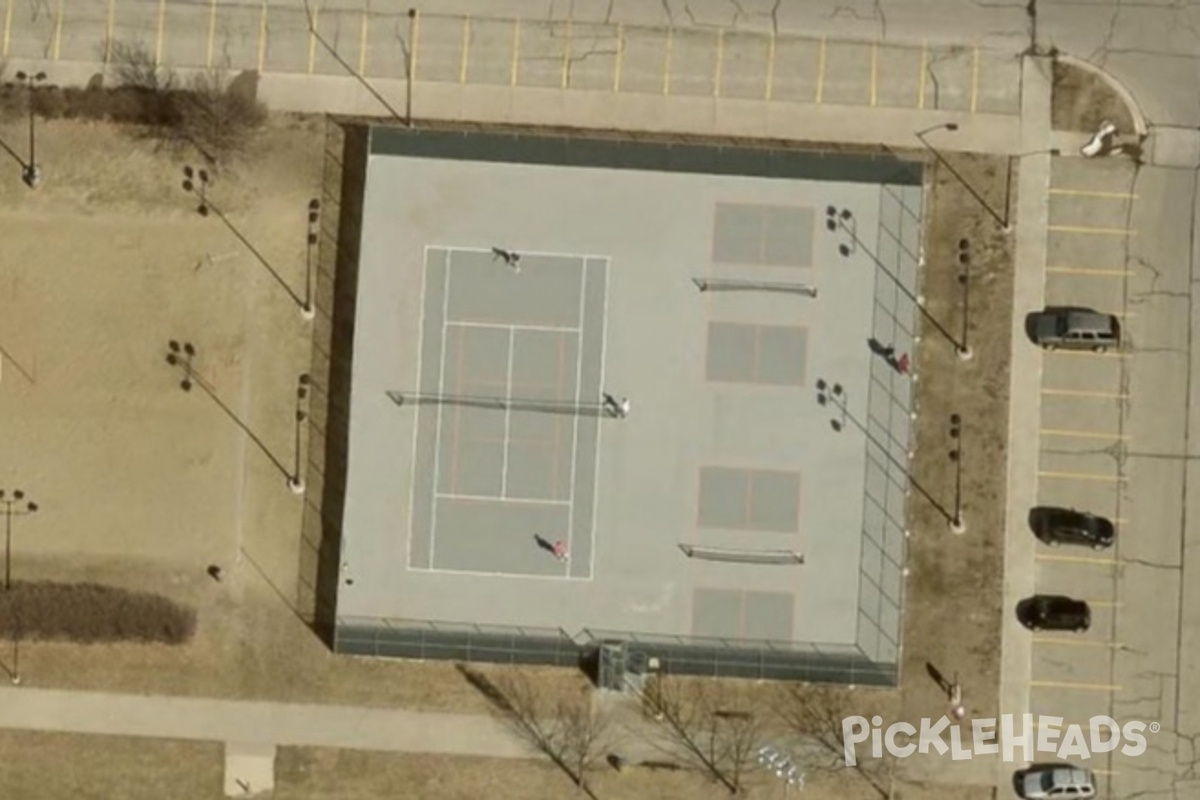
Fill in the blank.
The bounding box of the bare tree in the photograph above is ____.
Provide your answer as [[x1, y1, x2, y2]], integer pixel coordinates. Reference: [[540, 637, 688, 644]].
[[639, 675, 769, 794], [172, 70, 266, 165], [459, 666, 615, 797], [106, 39, 175, 92], [775, 683, 898, 799]]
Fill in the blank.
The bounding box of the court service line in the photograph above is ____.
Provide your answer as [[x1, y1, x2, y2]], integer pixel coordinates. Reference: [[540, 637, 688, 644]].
[[1049, 188, 1138, 199], [1037, 470, 1125, 483], [764, 31, 776, 100], [405, 249, 433, 574], [447, 319, 581, 335], [1040, 428, 1129, 441], [427, 251, 453, 570], [500, 329, 516, 497], [566, 261, 589, 509], [1046, 266, 1133, 277], [1042, 388, 1127, 400], [206, 0, 217, 69], [257, 0, 268, 72], [1030, 680, 1121, 692], [414, 564, 594, 584], [1047, 224, 1137, 236], [815, 35, 826, 103], [588, 259, 613, 580], [435, 492, 570, 507], [460, 16, 471, 83]]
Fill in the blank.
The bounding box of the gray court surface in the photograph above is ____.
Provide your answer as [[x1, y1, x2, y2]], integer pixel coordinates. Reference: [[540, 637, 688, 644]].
[[338, 129, 921, 669]]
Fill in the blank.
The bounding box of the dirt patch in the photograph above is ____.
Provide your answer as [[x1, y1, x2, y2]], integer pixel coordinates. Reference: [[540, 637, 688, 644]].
[[1052, 60, 1135, 134]]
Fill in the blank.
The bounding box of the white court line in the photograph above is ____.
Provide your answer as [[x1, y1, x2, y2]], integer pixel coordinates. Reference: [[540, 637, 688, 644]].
[[588, 257, 612, 580], [435, 491, 570, 507], [433, 244, 613, 261], [447, 319, 581, 335], [427, 250, 453, 570], [405, 246, 434, 572], [500, 328, 515, 497], [565, 259, 588, 564], [410, 564, 594, 583]]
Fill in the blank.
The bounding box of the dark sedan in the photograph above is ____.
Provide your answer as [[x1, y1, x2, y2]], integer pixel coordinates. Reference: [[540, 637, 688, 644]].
[[1018, 596, 1091, 633], [1029, 507, 1115, 550]]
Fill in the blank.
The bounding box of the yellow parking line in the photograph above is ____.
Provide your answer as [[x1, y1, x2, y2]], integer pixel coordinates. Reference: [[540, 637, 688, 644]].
[[460, 16, 470, 84], [257, 0, 267, 72], [510, 17, 521, 87], [1046, 267, 1133, 277], [816, 35, 826, 103], [105, 0, 115, 63], [613, 23, 623, 91], [52, 0, 63, 60], [662, 26, 672, 94], [1036, 553, 1117, 566], [1042, 388, 1127, 400], [1031, 680, 1121, 692], [970, 45, 979, 112], [765, 31, 776, 100], [1040, 428, 1128, 441], [1050, 188, 1138, 199], [713, 29, 724, 96], [206, 0, 216, 69], [916, 42, 927, 109], [155, 0, 166, 65], [358, 8, 369, 75], [1038, 470, 1124, 483], [1087, 601, 1123, 608], [1033, 637, 1124, 648], [307, 3, 317, 73], [2, 0, 10, 58], [870, 42, 877, 106], [1048, 224, 1137, 236], [562, 19, 573, 89]]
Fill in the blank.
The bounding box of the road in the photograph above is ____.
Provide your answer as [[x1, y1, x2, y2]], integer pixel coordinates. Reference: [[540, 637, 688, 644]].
[[3, 2, 1200, 799]]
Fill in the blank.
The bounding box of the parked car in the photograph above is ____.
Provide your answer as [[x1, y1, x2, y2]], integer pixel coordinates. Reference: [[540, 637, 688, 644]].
[[1029, 507, 1115, 550], [1017, 595, 1091, 632], [1027, 307, 1119, 352], [1016, 764, 1096, 798]]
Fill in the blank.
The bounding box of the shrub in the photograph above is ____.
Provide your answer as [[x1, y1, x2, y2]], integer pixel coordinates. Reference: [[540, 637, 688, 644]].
[[0, 581, 197, 644]]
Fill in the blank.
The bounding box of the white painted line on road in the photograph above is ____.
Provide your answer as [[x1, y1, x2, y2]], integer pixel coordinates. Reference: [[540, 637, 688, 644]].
[[1046, 266, 1133, 277], [1035, 553, 1117, 566], [1042, 388, 1127, 400], [1047, 224, 1137, 236], [1040, 428, 1129, 441], [1033, 637, 1124, 648], [1050, 188, 1138, 199], [1037, 470, 1125, 483], [1031, 680, 1121, 692]]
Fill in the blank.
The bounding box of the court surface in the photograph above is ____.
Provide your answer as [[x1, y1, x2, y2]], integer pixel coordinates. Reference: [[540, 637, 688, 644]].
[[337, 129, 922, 667]]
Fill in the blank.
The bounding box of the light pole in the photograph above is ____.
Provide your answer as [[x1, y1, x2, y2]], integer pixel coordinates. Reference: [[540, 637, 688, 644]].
[[303, 199, 321, 320], [15, 71, 46, 188], [290, 374, 311, 494], [0, 490, 37, 592], [916, 123, 1010, 231], [957, 238, 972, 361], [948, 413, 965, 533]]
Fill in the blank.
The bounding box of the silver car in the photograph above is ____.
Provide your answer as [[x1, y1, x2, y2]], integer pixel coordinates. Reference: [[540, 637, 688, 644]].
[[1028, 308, 1119, 352], [1018, 765, 1096, 798]]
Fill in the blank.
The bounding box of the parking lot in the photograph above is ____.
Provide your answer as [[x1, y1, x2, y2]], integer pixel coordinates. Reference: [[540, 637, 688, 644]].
[[1030, 156, 1194, 796]]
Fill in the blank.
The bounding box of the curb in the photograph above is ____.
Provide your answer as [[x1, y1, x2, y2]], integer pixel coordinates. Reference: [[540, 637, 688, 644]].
[[1054, 54, 1148, 137]]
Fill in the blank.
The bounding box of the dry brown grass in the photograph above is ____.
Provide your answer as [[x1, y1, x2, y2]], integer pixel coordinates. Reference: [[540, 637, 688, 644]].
[[0, 581, 196, 643], [1051, 60, 1136, 134]]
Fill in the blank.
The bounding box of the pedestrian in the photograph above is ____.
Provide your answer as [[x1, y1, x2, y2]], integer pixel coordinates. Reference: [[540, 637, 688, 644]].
[[552, 540, 568, 561], [896, 352, 911, 375], [491, 246, 521, 273], [602, 393, 630, 418]]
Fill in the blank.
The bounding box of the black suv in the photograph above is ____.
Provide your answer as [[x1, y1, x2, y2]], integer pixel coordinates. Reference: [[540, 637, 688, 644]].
[[1029, 507, 1115, 550], [1018, 596, 1091, 632]]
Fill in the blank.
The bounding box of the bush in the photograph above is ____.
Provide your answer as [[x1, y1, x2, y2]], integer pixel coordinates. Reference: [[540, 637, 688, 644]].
[[0, 581, 197, 644]]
